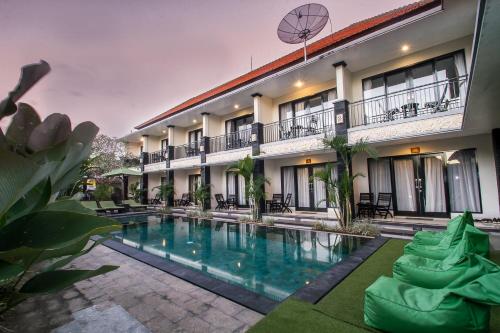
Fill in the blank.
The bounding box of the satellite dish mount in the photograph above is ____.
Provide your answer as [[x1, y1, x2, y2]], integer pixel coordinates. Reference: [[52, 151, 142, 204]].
[[277, 3, 330, 62]]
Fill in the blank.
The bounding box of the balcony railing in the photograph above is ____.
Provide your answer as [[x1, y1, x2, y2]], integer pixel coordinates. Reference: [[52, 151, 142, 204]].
[[146, 149, 166, 165], [349, 76, 468, 128], [209, 128, 252, 153], [263, 108, 335, 144], [173, 142, 200, 159]]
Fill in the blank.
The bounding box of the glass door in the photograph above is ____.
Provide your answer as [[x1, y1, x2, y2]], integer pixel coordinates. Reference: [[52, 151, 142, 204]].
[[295, 165, 328, 211], [391, 154, 449, 217], [188, 174, 201, 204]]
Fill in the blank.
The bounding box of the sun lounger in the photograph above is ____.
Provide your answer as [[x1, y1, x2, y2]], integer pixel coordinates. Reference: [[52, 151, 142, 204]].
[[99, 200, 126, 213], [80, 200, 106, 213], [121, 199, 147, 210]]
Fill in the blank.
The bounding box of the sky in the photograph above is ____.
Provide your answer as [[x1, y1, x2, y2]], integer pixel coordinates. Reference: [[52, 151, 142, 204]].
[[0, 0, 414, 138]]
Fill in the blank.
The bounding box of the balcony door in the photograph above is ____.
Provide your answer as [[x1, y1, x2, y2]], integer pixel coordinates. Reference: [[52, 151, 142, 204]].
[[295, 165, 328, 212], [188, 174, 201, 204], [226, 172, 248, 207], [392, 154, 449, 217], [225, 114, 253, 149]]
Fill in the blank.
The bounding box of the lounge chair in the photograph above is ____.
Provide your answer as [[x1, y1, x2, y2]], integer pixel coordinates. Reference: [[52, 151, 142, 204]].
[[215, 194, 228, 210], [178, 193, 190, 206], [99, 200, 126, 213], [121, 199, 147, 211], [281, 193, 292, 213], [404, 224, 489, 260], [356, 192, 374, 218], [373, 193, 393, 218], [80, 200, 106, 213], [412, 211, 473, 246], [394, 224, 494, 289]]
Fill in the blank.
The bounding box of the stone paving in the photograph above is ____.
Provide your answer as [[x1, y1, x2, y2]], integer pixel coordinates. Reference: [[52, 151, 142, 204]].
[[2, 245, 263, 333]]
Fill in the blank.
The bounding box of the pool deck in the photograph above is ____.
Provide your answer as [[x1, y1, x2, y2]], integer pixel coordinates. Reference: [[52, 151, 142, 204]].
[[3, 245, 263, 333]]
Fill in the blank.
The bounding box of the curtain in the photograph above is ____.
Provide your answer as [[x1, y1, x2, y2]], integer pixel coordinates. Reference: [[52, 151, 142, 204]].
[[393, 159, 417, 212], [283, 167, 295, 207], [424, 157, 446, 213], [369, 159, 392, 204], [327, 89, 337, 101], [313, 166, 326, 208], [297, 168, 310, 208], [447, 150, 481, 212], [238, 174, 247, 205], [454, 53, 467, 105], [280, 103, 293, 120], [227, 173, 236, 197]]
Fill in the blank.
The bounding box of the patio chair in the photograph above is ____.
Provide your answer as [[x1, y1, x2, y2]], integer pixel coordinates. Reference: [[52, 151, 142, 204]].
[[269, 194, 283, 213], [305, 115, 319, 135], [356, 193, 374, 218], [227, 195, 238, 210], [215, 194, 228, 210], [425, 83, 450, 113], [279, 123, 292, 140], [151, 193, 162, 205], [99, 200, 126, 213], [281, 193, 293, 213], [179, 193, 190, 206], [121, 199, 147, 211], [373, 193, 393, 218], [80, 200, 106, 213]]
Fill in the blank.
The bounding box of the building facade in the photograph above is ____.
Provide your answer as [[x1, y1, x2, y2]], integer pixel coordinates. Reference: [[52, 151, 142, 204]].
[[120, 0, 500, 220]]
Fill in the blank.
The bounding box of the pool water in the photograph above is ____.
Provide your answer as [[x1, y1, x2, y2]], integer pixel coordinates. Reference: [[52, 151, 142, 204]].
[[112, 214, 368, 301]]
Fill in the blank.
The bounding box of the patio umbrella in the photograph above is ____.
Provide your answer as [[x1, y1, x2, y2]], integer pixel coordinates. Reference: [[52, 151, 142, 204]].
[[101, 167, 142, 177]]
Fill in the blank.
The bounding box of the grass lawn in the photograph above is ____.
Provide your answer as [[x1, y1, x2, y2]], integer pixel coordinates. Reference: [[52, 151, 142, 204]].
[[249, 239, 500, 333]]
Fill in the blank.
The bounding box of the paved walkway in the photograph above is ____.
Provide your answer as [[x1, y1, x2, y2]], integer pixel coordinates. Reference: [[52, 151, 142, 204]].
[[3, 245, 263, 333]]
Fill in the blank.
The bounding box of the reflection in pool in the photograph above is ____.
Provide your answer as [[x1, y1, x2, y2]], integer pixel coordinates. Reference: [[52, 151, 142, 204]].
[[112, 214, 368, 301]]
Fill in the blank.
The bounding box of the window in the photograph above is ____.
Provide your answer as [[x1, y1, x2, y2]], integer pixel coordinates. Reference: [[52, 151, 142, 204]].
[[225, 114, 253, 134], [278, 88, 337, 121], [161, 139, 168, 152], [188, 129, 202, 145], [446, 149, 481, 213]]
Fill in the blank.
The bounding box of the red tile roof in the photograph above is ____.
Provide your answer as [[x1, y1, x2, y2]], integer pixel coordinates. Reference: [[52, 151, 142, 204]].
[[136, 0, 441, 129]]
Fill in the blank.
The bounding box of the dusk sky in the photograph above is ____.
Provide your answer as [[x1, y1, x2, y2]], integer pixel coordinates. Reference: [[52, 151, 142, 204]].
[[0, 0, 414, 138]]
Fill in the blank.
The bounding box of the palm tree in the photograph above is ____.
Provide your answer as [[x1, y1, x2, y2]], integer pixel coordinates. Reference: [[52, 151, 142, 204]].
[[193, 184, 211, 211], [228, 156, 269, 221], [152, 182, 175, 211], [315, 136, 377, 228]]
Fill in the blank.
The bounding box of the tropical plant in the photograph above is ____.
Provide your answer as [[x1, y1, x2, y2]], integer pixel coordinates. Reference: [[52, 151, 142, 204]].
[[129, 181, 143, 202], [152, 182, 175, 210], [89, 134, 139, 177], [0, 61, 120, 314], [315, 136, 377, 228], [93, 183, 113, 201], [193, 184, 211, 211], [228, 156, 269, 221]]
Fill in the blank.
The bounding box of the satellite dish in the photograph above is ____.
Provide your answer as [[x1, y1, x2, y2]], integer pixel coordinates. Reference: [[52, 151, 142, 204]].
[[277, 3, 330, 62]]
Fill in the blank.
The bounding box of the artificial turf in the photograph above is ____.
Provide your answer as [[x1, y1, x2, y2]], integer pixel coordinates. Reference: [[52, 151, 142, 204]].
[[249, 239, 500, 333]]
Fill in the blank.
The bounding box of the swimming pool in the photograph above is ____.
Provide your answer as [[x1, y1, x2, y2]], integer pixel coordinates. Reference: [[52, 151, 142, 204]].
[[111, 214, 369, 302]]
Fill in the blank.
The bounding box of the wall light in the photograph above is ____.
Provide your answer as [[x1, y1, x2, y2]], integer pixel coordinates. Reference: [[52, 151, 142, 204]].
[[401, 44, 410, 52], [162, 130, 167, 134], [306, 158, 311, 164], [294, 80, 304, 88], [234, 104, 239, 109], [192, 119, 197, 123], [410, 147, 420, 154]]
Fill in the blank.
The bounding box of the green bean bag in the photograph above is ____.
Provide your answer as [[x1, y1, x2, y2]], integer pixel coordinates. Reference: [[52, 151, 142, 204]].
[[394, 226, 496, 289], [413, 212, 473, 246], [364, 270, 500, 333], [404, 224, 489, 260]]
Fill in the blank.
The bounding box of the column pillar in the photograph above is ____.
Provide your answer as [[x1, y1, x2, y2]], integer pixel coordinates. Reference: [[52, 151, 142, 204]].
[[166, 125, 175, 168], [140, 173, 149, 205], [165, 169, 174, 207], [252, 159, 265, 216], [492, 129, 500, 212], [333, 61, 351, 101], [201, 165, 211, 210], [200, 113, 210, 163], [251, 93, 264, 156], [123, 175, 129, 200], [140, 135, 149, 204]]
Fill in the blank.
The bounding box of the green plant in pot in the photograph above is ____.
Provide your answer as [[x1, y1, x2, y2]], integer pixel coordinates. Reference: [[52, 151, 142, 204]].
[[314, 136, 377, 229], [0, 61, 120, 314], [129, 181, 144, 202], [193, 184, 211, 211], [228, 156, 269, 221]]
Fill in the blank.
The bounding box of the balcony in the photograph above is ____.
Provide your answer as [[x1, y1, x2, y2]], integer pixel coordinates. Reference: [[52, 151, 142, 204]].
[[208, 128, 252, 154], [173, 142, 200, 160], [349, 76, 468, 128], [262, 108, 336, 144], [144, 149, 166, 165]]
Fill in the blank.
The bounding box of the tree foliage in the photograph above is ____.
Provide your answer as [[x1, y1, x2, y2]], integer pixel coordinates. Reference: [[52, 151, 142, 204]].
[[88, 134, 139, 177]]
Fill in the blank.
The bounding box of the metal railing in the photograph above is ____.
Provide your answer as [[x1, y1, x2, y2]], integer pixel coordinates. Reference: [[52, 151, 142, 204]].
[[146, 149, 166, 165], [173, 142, 200, 159], [349, 76, 468, 128], [208, 128, 252, 153], [263, 108, 335, 144]]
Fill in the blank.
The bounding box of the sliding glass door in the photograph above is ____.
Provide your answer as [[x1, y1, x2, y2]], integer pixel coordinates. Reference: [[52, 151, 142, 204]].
[[226, 172, 248, 207], [188, 174, 201, 204], [294, 165, 328, 211]]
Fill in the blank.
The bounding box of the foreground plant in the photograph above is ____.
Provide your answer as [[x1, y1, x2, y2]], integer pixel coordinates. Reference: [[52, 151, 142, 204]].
[[0, 61, 120, 314], [314, 136, 377, 229], [228, 156, 269, 221]]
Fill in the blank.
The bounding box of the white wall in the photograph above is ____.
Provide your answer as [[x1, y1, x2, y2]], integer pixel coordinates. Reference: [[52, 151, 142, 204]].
[[352, 133, 499, 218], [173, 168, 201, 200], [208, 165, 225, 208]]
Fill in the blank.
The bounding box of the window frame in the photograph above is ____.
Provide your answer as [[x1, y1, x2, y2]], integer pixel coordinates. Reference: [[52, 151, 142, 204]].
[[278, 88, 337, 122]]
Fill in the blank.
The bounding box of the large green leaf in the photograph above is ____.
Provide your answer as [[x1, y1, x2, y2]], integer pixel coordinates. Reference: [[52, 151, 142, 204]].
[[0, 60, 50, 119], [19, 265, 118, 294], [5, 178, 52, 224], [0, 149, 58, 217], [0, 260, 24, 285], [0, 211, 120, 252], [27, 113, 71, 153], [43, 237, 108, 272], [43, 199, 96, 216], [5, 103, 41, 153]]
